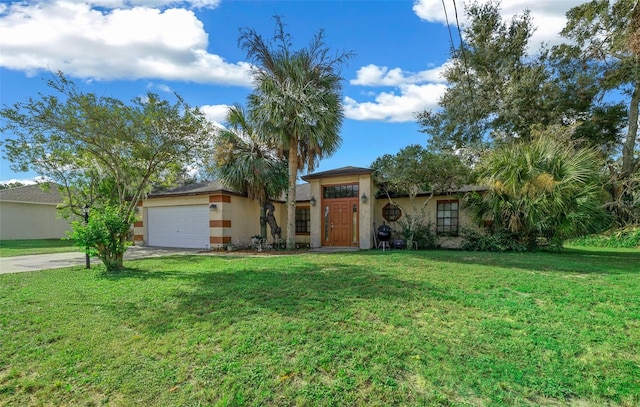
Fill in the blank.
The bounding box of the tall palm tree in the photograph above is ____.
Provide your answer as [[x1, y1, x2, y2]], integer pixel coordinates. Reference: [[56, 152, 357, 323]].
[[239, 16, 353, 249], [213, 103, 288, 239]]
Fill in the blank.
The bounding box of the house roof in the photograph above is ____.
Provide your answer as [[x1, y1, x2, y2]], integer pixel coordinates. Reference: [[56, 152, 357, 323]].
[[147, 179, 312, 203], [148, 180, 232, 197], [377, 184, 488, 199], [295, 183, 311, 202], [452, 185, 487, 193], [301, 166, 372, 181], [0, 183, 63, 205]]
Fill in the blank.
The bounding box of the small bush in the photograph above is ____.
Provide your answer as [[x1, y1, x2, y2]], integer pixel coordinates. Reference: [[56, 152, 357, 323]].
[[69, 205, 135, 271], [569, 227, 640, 248], [413, 222, 438, 249], [461, 228, 528, 252]]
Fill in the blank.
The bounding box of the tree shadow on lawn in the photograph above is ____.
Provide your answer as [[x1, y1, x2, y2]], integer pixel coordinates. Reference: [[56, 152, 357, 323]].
[[93, 250, 639, 336], [99, 255, 454, 334], [361, 248, 640, 275], [98, 255, 242, 280]]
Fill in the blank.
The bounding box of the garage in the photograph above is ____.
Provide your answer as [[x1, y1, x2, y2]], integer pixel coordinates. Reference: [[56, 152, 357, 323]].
[[146, 205, 210, 249]]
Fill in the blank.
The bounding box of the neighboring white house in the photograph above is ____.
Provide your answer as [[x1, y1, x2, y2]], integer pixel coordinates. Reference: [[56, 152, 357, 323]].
[[0, 183, 72, 240]]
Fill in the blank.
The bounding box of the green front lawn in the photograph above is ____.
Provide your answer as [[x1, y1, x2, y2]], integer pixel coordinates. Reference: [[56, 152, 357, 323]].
[[0, 239, 77, 257], [1, 249, 639, 406]]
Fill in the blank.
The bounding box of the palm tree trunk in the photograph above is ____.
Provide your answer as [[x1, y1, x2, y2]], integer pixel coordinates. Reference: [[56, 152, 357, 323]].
[[287, 141, 298, 250], [260, 199, 267, 238], [622, 80, 639, 178]]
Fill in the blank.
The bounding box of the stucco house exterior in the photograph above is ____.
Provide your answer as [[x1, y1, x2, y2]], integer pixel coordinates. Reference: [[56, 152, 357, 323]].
[[0, 183, 72, 240], [134, 166, 482, 250]]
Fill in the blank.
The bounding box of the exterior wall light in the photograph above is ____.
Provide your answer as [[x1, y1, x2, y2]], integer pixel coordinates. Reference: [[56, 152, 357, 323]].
[[209, 203, 217, 210], [310, 196, 316, 206], [361, 193, 368, 203]]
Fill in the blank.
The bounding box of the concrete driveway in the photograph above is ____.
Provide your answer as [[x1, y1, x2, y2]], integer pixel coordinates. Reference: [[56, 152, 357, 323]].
[[0, 246, 202, 274]]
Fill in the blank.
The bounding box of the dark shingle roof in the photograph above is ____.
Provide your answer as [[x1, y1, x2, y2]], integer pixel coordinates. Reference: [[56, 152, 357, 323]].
[[295, 183, 310, 202], [377, 184, 488, 199], [147, 179, 313, 203], [301, 166, 372, 181], [148, 180, 232, 197], [0, 183, 63, 205]]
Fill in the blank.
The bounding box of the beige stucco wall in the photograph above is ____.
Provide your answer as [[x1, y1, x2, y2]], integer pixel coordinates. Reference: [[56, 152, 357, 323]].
[[358, 175, 375, 249], [0, 202, 72, 240], [138, 193, 311, 249], [228, 197, 262, 246], [308, 179, 322, 249], [373, 194, 479, 248]]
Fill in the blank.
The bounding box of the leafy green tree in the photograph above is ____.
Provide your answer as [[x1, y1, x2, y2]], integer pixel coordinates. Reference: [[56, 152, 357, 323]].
[[371, 145, 470, 248], [212, 104, 288, 239], [561, 0, 640, 179], [558, 0, 640, 227], [69, 205, 135, 271], [417, 1, 543, 151], [0, 182, 26, 190], [466, 126, 610, 248], [417, 1, 626, 160], [239, 16, 353, 249], [0, 72, 213, 270], [416, 0, 633, 228]]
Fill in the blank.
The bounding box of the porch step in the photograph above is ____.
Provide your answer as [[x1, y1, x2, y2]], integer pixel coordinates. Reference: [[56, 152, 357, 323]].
[[310, 246, 360, 253]]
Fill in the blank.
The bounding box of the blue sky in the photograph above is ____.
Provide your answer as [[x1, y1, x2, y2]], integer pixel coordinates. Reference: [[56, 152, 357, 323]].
[[0, 0, 583, 184]]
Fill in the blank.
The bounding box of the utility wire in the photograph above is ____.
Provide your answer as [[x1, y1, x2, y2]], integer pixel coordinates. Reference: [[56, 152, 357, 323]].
[[441, 0, 456, 54], [450, 0, 482, 144]]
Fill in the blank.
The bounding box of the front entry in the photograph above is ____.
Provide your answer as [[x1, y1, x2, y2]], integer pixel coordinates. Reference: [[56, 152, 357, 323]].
[[322, 198, 359, 246]]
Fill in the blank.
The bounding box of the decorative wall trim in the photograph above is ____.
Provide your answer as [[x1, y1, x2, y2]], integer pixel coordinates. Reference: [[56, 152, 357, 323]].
[[210, 236, 232, 244], [210, 220, 232, 228], [209, 195, 231, 203]]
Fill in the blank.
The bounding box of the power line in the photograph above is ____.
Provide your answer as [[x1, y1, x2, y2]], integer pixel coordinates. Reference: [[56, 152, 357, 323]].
[[441, 0, 456, 54], [441, 0, 481, 145]]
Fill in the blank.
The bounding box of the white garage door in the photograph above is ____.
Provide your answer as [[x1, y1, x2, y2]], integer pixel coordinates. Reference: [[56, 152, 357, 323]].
[[147, 205, 210, 249]]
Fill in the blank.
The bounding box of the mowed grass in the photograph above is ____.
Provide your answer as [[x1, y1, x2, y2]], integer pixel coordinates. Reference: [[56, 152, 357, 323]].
[[1, 249, 639, 406], [0, 239, 77, 257]]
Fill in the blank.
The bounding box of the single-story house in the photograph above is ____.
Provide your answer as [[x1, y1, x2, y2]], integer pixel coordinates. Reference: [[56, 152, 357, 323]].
[[0, 183, 72, 240], [134, 166, 483, 250]]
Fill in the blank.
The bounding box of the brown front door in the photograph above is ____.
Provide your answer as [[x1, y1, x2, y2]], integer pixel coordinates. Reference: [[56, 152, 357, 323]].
[[322, 198, 358, 246]]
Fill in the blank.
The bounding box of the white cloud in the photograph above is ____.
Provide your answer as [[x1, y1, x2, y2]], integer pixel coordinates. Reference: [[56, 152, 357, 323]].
[[412, 0, 584, 49], [412, 0, 450, 25], [85, 0, 220, 9], [0, 1, 251, 85], [200, 104, 229, 126], [0, 176, 47, 185], [344, 83, 446, 122], [347, 62, 450, 122], [351, 63, 448, 87], [147, 82, 173, 93]]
